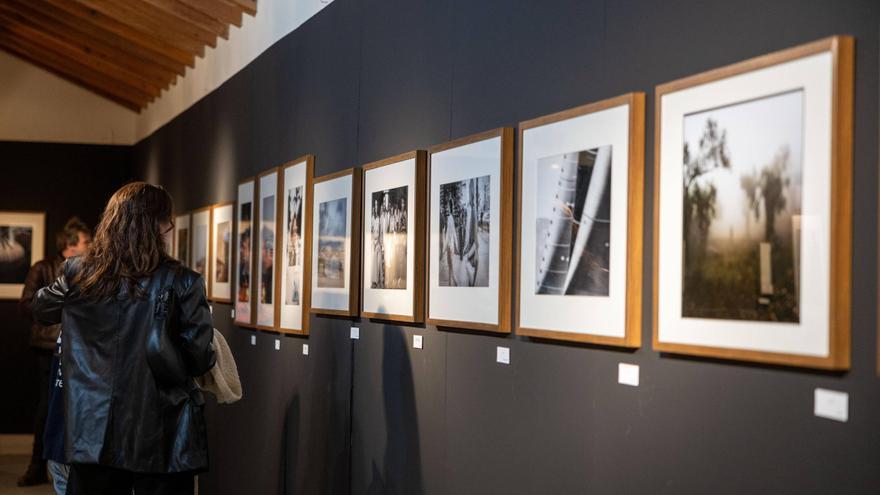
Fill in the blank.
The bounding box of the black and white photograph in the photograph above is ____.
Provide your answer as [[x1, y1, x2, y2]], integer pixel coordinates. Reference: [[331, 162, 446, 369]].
[[260, 195, 275, 304], [370, 186, 408, 290], [193, 223, 208, 276], [535, 146, 612, 296], [439, 175, 490, 287], [285, 185, 303, 305], [0, 226, 32, 284], [318, 198, 347, 288], [681, 90, 802, 323]]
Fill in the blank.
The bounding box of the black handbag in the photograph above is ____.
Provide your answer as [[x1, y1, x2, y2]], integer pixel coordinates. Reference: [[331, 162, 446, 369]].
[[145, 264, 189, 387]]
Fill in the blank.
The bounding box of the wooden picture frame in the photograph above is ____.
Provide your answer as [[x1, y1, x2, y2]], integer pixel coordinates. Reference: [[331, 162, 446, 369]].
[[515, 93, 644, 347], [360, 150, 427, 323], [276, 156, 315, 335], [255, 167, 280, 331], [0, 211, 45, 300], [653, 36, 853, 369], [190, 206, 212, 295], [208, 201, 235, 303], [234, 178, 257, 328], [310, 167, 362, 318], [426, 128, 514, 333]]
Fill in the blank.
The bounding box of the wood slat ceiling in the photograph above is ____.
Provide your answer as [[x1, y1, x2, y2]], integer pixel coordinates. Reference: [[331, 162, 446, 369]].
[[0, 0, 257, 112]]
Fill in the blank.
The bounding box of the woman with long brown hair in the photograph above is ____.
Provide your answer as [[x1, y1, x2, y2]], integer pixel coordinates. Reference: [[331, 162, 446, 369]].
[[32, 182, 215, 495]]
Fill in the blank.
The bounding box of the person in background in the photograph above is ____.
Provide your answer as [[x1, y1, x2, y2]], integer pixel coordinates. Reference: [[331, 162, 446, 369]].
[[17, 217, 91, 487], [32, 183, 215, 495]]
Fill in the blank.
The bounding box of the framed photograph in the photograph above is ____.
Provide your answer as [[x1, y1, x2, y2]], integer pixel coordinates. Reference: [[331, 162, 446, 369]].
[[277, 156, 314, 335], [310, 168, 361, 317], [190, 207, 212, 293], [361, 151, 426, 323], [173, 213, 191, 266], [427, 129, 514, 332], [516, 93, 645, 347], [653, 36, 853, 369], [209, 202, 234, 303], [234, 179, 256, 327], [255, 168, 279, 330], [0, 211, 45, 299]]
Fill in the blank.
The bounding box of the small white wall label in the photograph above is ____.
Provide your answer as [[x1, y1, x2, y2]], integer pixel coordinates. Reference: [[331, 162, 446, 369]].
[[618, 363, 639, 387], [350, 327, 360, 340], [496, 346, 510, 364], [413, 335, 423, 349], [814, 388, 848, 422]]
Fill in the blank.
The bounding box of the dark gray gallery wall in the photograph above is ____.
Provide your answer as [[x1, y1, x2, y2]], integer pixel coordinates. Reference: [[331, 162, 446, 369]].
[[131, 0, 880, 493], [0, 141, 131, 433]]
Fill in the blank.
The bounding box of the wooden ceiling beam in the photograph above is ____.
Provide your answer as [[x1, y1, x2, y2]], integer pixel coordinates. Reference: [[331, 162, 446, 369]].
[[0, 21, 163, 98], [0, 3, 176, 90], [9, 0, 187, 77], [142, 0, 229, 40], [0, 36, 149, 111], [41, 0, 196, 68], [181, 0, 243, 28], [73, 0, 211, 54], [224, 0, 257, 17]]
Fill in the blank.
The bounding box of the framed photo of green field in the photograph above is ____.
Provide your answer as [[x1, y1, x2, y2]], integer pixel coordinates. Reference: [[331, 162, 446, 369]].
[[653, 36, 854, 369]]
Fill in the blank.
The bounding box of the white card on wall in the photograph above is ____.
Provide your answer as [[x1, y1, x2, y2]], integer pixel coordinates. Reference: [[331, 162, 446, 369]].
[[814, 388, 848, 422], [351, 327, 360, 340], [231, 309, 236, 318], [274, 339, 281, 351], [413, 335, 423, 349], [250, 335, 256, 346], [496, 346, 510, 364], [618, 363, 639, 387], [302, 344, 309, 355]]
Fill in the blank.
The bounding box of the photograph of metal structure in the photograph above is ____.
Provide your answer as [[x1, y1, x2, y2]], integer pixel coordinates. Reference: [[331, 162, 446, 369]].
[[535, 147, 611, 297]]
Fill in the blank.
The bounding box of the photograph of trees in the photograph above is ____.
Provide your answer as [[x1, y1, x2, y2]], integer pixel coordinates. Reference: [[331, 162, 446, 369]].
[[682, 90, 802, 322]]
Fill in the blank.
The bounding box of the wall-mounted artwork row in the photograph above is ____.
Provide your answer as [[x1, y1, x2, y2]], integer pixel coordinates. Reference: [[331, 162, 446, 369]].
[[311, 168, 362, 318], [235, 179, 256, 327], [653, 36, 853, 369], [0, 211, 45, 300], [427, 129, 514, 333], [209, 202, 234, 303], [277, 156, 314, 335], [516, 93, 645, 347], [362, 151, 426, 323], [173, 212, 191, 267]]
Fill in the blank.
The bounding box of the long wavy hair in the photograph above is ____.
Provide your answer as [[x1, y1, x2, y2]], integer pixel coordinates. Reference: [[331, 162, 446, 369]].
[[75, 182, 174, 300]]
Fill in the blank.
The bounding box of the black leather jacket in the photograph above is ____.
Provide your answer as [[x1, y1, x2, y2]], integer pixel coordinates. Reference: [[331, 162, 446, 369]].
[[19, 256, 63, 350], [32, 257, 216, 473]]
